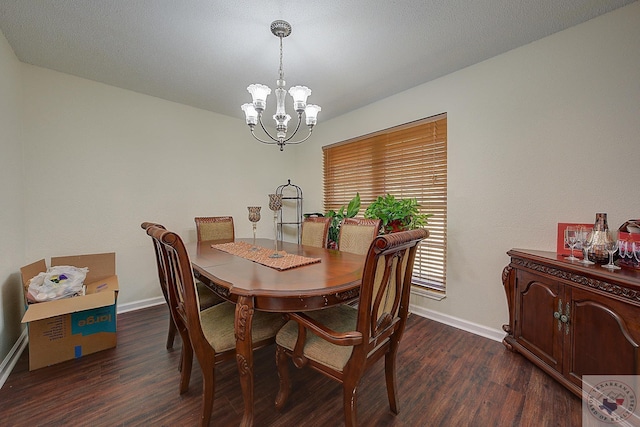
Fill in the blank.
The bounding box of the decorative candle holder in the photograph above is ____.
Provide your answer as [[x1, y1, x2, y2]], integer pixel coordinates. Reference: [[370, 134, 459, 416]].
[[268, 193, 283, 258], [247, 206, 261, 250]]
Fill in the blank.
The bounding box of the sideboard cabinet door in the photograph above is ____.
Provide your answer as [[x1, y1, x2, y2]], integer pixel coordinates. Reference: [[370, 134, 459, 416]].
[[565, 286, 640, 389], [514, 269, 563, 373]]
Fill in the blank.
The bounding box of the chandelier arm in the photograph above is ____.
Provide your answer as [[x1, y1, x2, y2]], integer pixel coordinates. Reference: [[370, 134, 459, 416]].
[[256, 114, 280, 144], [249, 126, 278, 145], [280, 128, 314, 145], [250, 130, 278, 145], [280, 112, 303, 143]]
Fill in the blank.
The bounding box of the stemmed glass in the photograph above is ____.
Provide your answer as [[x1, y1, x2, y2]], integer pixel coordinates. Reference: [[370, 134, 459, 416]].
[[564, 226, 579, 261], [618, 240, 628, 263], [577, 227, 595, 265], [268, 194, 283, 258], [247, 206, 261, 250], [602, 232, 621, 270]]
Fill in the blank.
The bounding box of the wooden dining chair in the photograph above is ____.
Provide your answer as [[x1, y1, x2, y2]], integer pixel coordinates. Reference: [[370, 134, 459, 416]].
[[141, 222, 222, 350], [338, 217, 382, 255], [301, 216, 332, 248], [145, 225, 286, 427], [195, 216, 235, 242], [274, 228, 429, 427]]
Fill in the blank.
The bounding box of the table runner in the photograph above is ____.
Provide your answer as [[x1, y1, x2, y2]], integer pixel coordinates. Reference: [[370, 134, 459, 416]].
[[211, 241, 321, 271]]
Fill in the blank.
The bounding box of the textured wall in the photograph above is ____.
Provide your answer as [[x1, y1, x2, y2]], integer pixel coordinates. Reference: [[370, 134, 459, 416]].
[[0, 31, 26, 364]]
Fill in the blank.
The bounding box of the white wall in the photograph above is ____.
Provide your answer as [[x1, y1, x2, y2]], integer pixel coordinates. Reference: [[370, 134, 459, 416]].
[[295, 2, 640, 335], [0, 31, 26, 363], [20, 65, 296, 306]]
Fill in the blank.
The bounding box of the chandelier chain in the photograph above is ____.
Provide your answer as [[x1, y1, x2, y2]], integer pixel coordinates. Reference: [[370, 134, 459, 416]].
[[279, 36, 284, 82]]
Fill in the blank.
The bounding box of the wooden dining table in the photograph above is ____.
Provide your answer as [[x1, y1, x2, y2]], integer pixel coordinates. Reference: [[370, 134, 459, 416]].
[[187, 237, 365, 427]]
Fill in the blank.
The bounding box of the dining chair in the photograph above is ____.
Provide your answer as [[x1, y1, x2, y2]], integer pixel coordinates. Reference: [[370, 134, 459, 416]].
[[145, 225, 286, 427], [195, 216, 235, 242], [338, 217, 382, 255], [192, 216, 234, 320], [274, 228, 429, 427], [301, 216, 332, 248], [141, 222, 223, 350]]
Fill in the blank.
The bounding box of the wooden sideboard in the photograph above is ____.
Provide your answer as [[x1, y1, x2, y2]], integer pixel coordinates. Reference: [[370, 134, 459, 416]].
[[502, 248, 640, 397]]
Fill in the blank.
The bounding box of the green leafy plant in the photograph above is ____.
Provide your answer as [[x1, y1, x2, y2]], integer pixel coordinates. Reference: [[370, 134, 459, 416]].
[[364, 194, 431, 233], [325, 193, 361, 248]]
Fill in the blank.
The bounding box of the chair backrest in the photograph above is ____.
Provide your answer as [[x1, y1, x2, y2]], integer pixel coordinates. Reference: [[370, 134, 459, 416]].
[[301, 217, 332, 248], [338, 218, 382, 255], [195, 216, 235, 242], [146, 225, 206, 345], [141, 222, 169, 302], [354, 228, 428, 360]]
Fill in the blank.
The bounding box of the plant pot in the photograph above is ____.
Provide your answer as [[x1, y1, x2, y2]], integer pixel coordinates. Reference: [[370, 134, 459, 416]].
[[386, 219, 408, 233]]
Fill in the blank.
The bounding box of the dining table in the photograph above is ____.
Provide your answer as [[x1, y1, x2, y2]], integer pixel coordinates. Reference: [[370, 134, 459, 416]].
[[187, 237, 366, 427]]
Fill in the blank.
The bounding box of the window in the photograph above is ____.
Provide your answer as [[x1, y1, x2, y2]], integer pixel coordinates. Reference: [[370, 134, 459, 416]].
[[323, 114, 447, 292]]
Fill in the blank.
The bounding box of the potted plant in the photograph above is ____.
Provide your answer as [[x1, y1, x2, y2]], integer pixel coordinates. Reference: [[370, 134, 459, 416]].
[[364, 194, 431, 233], [325, 193, 361, 248]]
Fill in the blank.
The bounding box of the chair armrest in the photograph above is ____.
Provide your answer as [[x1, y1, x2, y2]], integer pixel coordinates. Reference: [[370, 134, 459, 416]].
[[289, 312, 363, 346]]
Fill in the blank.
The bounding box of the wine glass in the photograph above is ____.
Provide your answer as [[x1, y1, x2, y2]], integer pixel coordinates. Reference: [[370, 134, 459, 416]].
[[247, 206, 261, 250], [618, 239, 628, 262], [602, 234, 620, 270], [577, 227, 595, 265], [564, 226, 579, 261], [268, 194, 283, 258]]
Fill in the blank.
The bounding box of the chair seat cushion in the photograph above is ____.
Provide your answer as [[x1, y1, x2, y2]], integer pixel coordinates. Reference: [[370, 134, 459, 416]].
[[276, 304, 357, 372], [201, 302, 285, 353]]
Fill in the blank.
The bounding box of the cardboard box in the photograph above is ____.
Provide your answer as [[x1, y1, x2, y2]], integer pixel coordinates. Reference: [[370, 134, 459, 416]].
[[20, 253, 119, 370]]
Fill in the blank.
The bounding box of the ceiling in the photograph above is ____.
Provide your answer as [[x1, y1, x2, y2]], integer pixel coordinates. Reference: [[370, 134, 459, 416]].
[[0, 1, 635, 121]]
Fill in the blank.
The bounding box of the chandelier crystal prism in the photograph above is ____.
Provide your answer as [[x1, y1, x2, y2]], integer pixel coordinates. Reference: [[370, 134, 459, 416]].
[[241, 20, 321, 151]]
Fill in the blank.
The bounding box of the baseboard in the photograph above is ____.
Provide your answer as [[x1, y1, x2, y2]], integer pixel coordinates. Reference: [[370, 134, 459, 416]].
[[117, 296, 165, 314], [409, 304, 505, 343], [0, 328, 28, 389]]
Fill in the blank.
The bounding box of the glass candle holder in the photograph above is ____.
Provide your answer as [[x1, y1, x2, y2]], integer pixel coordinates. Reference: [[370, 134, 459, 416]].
[[247, 206, 261, 250], [268, 194, 283, 258]]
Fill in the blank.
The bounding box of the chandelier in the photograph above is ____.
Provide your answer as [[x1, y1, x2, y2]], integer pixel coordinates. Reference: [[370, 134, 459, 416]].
[[241, 20, 321, 151]]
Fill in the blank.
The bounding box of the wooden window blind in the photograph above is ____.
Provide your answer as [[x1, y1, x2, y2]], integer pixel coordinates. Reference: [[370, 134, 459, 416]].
[[323, 114, 447, 291]]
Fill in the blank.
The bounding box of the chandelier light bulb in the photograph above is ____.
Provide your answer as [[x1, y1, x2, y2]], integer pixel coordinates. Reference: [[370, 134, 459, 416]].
[[304, 104, 321, 126], [246, 84, 271, 112], [289, 86, 311, 112], [241, 103, 258, 126]]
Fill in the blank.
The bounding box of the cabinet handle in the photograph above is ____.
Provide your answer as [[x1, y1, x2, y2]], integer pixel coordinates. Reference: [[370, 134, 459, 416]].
[[553, 299, 562, 331], [562, 302, 570, 335]]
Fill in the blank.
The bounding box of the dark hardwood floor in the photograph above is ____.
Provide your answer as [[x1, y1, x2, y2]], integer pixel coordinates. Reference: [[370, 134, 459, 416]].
[[0, 305, 581, 426]]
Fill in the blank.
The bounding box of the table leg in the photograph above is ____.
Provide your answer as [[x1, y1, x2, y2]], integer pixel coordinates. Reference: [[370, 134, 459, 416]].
[[235, 295, 255, 427]]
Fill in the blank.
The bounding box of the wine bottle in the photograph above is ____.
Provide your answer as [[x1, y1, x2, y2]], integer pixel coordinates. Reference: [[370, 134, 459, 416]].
[[587, 213, 612, 264]]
